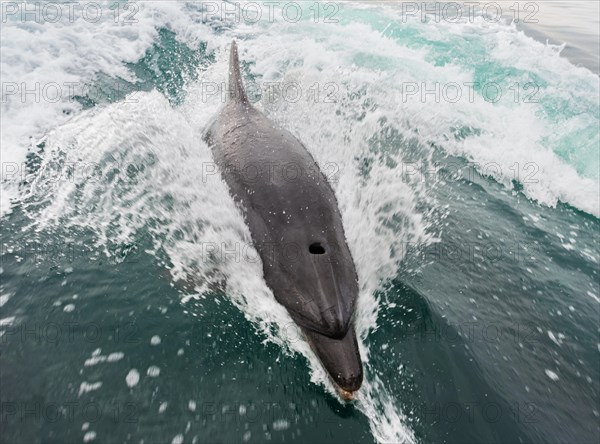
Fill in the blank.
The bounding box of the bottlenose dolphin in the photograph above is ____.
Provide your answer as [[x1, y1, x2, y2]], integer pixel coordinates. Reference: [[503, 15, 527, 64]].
[[203, 41, 363, 399]]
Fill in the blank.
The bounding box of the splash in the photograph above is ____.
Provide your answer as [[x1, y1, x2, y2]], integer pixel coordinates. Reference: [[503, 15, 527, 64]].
[[21, 45, 429, 438], [6, 1, 599, 442]]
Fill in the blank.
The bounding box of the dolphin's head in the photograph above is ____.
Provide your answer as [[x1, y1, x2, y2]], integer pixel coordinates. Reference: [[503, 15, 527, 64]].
[[260, 226, 359, 339], [256, 220, 363, 396]]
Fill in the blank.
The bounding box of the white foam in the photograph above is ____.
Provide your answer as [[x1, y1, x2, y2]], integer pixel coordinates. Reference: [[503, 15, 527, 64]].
[[126, 369, 140, 388], [84, 351, 124, 366], [272, 419, 289, 431], [147, 366, 161, 377], [377, 9, 600, 216], [22, 74, 423, 441], [6, 2, 599, 442], [545, 369, 560, 381], [0, 316, 15, 327], [83, 431, 97, 443], [78, 381, 102, 396], [0, 2, 216, 216], [0, 290, 12, 308]]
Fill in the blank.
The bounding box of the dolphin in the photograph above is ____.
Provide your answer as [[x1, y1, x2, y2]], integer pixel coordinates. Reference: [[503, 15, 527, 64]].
[[203, 41, 363, 400]]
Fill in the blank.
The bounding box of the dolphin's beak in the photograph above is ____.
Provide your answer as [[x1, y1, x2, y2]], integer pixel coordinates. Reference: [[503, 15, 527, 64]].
[[303, 324, 363, 399]]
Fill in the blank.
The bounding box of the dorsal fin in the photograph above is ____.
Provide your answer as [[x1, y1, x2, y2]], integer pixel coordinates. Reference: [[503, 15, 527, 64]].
[[228, 40, 248, 103]]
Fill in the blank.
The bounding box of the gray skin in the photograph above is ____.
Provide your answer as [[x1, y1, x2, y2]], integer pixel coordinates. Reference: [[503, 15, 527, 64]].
[[203, 41, 363, 396]]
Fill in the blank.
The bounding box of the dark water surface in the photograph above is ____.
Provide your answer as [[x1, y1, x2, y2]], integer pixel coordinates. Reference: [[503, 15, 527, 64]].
[[1, 2, 598, 443]]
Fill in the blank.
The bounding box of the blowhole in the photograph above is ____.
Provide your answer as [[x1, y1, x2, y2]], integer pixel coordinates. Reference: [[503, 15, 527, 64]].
[[309, 243, 326, 255]]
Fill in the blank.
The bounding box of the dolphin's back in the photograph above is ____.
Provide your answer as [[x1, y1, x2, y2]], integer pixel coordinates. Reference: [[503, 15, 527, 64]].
[[204, 42, 359, 339]]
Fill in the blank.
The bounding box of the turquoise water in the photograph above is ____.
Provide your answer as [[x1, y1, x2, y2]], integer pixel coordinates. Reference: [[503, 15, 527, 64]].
[[1, 2, 599, 443]]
